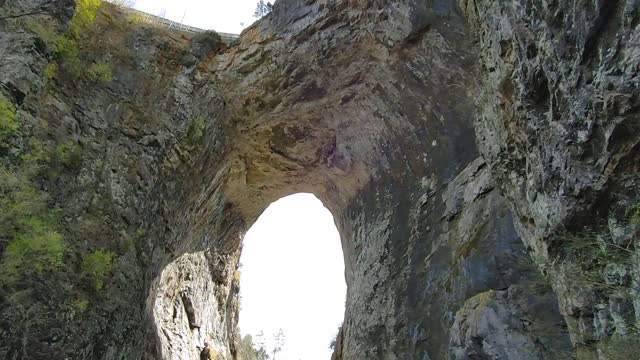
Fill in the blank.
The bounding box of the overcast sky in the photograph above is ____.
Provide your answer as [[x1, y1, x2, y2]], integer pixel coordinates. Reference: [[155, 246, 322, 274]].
[[238, 194, 346, 360], [132, 0, 258, 34]]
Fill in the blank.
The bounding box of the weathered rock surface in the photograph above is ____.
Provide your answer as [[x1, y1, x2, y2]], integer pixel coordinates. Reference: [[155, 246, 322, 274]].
[[0, 0, 637, 359], [150, 252, 240, 360], [465, 0, 640, 355], [450, 286, 571, 360]]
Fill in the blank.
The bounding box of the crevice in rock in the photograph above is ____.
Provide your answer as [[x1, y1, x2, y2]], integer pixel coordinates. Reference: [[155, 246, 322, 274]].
[[580, 0, 622, 65], [181, 293, 200, 330]]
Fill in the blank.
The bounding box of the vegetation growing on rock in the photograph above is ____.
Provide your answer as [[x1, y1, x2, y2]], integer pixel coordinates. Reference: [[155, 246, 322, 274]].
[[0, 165, 63, 281], [43, 0, 109, 81], [1, 0, 638, 359], [82, 249, 115, 290], [54, 141, 83, 169], [0, 95, 18, 144], [0, 2, 146, 356], [186, 116, 206, 145], [532, 218, 639, 356], [87, 63, 113, 83], [44, 61, 59, 83]]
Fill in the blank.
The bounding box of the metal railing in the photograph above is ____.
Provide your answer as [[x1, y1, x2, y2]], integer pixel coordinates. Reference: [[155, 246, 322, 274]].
[[123, 7, 240, 42]]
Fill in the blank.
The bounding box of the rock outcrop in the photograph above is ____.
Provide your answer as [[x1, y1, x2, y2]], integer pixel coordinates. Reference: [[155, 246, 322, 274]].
[[0, 0, 637, 359], [450, 286, 571, 360], [466, 0, 640, 355]]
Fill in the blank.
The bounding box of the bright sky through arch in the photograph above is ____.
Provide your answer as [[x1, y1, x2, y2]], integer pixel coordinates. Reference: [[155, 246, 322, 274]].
[[238, 194, 346, 360], [132, 0, 258, 34]]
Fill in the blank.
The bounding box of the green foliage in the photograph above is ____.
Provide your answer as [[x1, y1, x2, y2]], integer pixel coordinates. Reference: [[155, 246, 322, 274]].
[[0, 95, 18, 143], [82, 249, 115, 290], [174, 116, 207, 165], [54, 141, 83, 169], [54, 34, 80, 59], [0, 131, 68, 284], [44, 62, 59, 82], [72, 297, 89, 312], [129, 12, 149, 24], [20, 138, 54, 177], [186, 115, 206, 147], [61, 296, 90, 318], [3, 219, 64, 279], [69, 0, 102, 39], [0, 170, 50, 237], [22, 17, 59, 46], [50, 0, 103, 80], [0, 168, 63, 281], [87, 63, 113, 83], [52, 34, 84, 80], [0, 129, 66, 282]]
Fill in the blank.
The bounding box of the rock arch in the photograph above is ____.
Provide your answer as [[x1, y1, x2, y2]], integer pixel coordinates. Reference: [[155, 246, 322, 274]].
[[1, 0, 637, 359], [145, 1, 565, 359]]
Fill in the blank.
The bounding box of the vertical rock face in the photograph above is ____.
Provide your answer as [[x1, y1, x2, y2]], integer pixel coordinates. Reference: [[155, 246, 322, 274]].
[[449, 286, 571, 360], [465, 0, 640, 354], [0, 1, 637, 360], [149, 252, 240, 360]]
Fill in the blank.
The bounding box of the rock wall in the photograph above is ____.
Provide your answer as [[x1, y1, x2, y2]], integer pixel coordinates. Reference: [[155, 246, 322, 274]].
[[464, 0, 640, 356], [0, 0, 637, 359]]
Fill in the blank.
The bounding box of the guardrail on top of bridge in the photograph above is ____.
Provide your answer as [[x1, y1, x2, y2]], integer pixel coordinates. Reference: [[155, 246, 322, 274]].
[[121, 6, 240, 43]]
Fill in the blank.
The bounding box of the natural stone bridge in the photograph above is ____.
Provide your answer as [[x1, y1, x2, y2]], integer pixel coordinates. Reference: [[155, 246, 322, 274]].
[[123, 6, 240, 43], [0, 0, 638, 359]]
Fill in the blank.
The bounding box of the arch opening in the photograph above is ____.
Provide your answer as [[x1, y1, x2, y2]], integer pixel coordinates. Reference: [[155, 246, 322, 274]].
[[237, 193, 346, 360]]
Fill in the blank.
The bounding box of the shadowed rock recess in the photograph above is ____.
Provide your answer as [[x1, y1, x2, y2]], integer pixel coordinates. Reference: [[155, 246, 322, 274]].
[[0, 0, 638, 359]]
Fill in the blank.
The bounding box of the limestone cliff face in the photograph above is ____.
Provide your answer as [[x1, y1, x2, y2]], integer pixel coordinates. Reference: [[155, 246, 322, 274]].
[[0, 0, 637, 360], [465, 0, 640, 355]]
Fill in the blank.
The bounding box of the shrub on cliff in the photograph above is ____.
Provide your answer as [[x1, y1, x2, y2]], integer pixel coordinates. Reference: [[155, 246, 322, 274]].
[[185, 115, 206, 147], [69, 0, 102, 38], [54, 141, 83, 169], [0, 95, 18, 144], [48, 0, 103, 80], [2, 218, 64, 280], [0, 168, 64, 282], [82, 249, 115, 290], [87, 63, 113, 83]]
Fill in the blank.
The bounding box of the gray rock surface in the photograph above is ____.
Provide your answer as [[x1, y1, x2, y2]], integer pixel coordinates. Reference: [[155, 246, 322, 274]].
[[450, 286, 572, 360], [465, 0, 640, 354], [0, 0, 637, 359]]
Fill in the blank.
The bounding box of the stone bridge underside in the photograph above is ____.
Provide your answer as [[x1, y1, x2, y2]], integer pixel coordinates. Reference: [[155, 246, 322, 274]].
[[1, 0, 639, 359]]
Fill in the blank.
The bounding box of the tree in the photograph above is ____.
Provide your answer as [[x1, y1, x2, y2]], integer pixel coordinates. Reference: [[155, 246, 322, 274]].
[[271, 328, 285, 360], [237, 334, 269, 360], [253, 0, 273, 18], [329, 326, 341, 351], [238, 329, 286, 360], [329, 335, 337, 351]]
